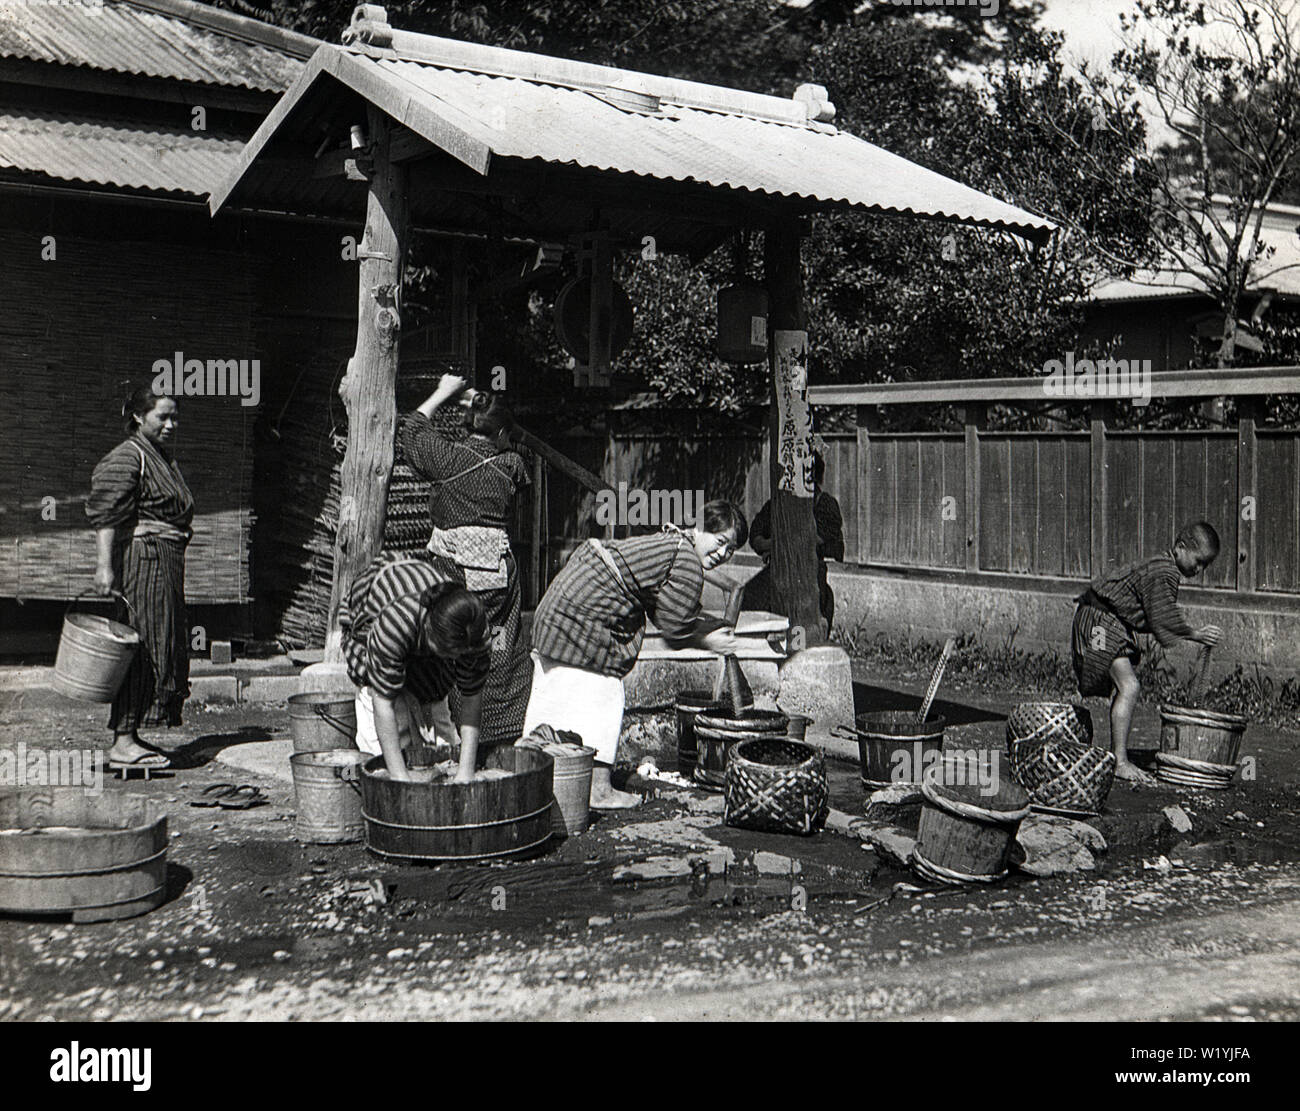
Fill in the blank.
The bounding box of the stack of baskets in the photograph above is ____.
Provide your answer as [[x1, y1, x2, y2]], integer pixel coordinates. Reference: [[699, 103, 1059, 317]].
[[724, 737, 828, 836], [1006, 702, 1115, 818]]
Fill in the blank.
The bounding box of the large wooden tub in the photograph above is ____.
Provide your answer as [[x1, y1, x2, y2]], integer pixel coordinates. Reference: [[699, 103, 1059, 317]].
[[361, 745, 554, 862], [0, 789, 167, 922]]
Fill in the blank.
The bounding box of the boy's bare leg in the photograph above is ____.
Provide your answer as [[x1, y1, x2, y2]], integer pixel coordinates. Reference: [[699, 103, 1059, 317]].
[[1109, 656, 1156, 785]]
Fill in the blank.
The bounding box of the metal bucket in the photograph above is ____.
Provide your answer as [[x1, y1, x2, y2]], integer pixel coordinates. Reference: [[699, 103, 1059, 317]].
[[288, 692, 358, 753], [53, 612, 139, 703], [0, 789, 166, 922], [290, 750, 367, 844], [549, 746, 597, 836]]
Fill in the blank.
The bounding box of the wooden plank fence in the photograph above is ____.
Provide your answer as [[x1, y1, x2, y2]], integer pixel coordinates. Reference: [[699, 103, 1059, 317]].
[[574, 403, 1300, 598]]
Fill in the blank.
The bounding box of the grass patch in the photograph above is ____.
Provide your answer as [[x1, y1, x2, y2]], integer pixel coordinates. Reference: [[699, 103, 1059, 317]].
[[834, 624, 1300, 729]]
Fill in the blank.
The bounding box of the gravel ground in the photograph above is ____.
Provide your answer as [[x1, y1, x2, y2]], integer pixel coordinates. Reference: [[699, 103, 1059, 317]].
[[2, 661, 1298, 1022]]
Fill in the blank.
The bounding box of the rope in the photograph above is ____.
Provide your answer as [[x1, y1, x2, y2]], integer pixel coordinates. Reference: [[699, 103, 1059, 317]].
[[911, 848, 1007, 886], [921, 777, 1030, 825]]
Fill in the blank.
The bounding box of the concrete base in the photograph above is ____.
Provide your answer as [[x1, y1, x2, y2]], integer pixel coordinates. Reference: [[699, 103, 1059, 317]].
[[624, 655, 778, 709], [777, 645, 854, 729]]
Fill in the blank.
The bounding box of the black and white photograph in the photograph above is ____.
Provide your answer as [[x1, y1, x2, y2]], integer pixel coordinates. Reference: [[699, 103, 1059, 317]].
[[0, 0, 1295, 1067]]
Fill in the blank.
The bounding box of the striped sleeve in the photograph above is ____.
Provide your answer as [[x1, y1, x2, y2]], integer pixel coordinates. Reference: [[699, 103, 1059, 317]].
[[86, 442, 141, 528], [650, 544, 704, 642], [1139, 561, 1194, 646], [363, 595, 424, 699]]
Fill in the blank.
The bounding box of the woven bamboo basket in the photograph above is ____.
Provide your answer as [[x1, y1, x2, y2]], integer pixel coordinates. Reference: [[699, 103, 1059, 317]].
[[724, 738, 828, 836], [1006, 702, 1093, 750], [1010, 738, 1115, 816]]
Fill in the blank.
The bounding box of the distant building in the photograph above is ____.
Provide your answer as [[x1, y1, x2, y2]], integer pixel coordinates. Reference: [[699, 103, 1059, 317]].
[[1080, 197, 1300, 373]]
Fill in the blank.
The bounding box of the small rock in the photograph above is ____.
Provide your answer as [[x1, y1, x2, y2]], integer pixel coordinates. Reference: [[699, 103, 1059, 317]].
[[613, 856, 693, 882], [1229, 811, 1249, 822], [753, 851, 797, 877], [273, 950, 291, 962], [149, 960, 165, 972], [861, 826, 917, 868], [587, 915, 613, 928], [386, 948, 411, 960], [1016, 815, 1106, 877], [868, 784, 924, 807], [1162, 805, 1193, 833], [686, 794, 725, 816], [1227, 1004, 1251, 1016]]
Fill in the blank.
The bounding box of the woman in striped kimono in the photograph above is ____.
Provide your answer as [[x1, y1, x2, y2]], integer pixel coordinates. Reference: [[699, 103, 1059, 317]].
[[399, 373, 530, 748], [86, 387, 194, 771], [525, 501, 748, 807]]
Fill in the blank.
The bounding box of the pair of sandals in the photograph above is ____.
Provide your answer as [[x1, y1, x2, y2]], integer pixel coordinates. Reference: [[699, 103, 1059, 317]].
[[189, 783, 267, 810]]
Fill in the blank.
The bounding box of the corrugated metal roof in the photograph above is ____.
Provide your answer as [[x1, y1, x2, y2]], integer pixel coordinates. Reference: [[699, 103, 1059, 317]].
[[1091, 204, 1300, 303], [0, 0, 306, 92], [0, 111, 244, 195], [212, 45, 1056, 244]]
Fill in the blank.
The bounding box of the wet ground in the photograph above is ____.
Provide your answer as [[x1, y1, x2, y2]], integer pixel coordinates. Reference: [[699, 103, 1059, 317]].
[[1, 662, 1299, 1021]]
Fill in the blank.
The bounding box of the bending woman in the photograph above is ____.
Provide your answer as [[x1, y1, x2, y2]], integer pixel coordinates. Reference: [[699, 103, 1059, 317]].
[[340, 550, 493, 782], [399, 372, 530, 747], [85, 387, 194, 771], [524, 501, 748, 807]]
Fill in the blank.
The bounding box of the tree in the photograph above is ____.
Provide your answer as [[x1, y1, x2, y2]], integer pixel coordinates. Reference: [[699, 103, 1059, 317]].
[[1070, 0, 1300, 379], [802, 8, 1158, 413]]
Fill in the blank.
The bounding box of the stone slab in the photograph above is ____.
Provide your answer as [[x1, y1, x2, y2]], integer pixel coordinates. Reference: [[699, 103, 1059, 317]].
[[777, 645, 854, 726], [214, 738, 295, 785]]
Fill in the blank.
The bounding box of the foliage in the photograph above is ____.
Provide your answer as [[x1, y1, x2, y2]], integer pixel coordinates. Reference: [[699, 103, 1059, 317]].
[[1073, 0, 1300, 368]]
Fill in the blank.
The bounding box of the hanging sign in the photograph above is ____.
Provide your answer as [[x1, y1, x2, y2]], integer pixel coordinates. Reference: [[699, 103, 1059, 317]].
[[773, 329, 813, 498]]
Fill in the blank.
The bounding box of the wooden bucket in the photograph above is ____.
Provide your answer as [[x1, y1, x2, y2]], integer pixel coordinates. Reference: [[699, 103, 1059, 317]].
[[1159, 704, 1247, 766], [912, 763, 1030, 885], [53, 607, 139, 704], [694, 709, 790, 790], [833, 711, 946, 788], [361, 745, 554, 862], [288, 692, 359, 753], [0, 789, 167, 922], [674, 690, 717, 777], [290, 750, 368, 844]]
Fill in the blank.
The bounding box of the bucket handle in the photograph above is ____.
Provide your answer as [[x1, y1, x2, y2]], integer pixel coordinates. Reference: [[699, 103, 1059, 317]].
[[333, 762, 364, 795], [67, 589, 138, 629], [311, 703, 355, 735], [830, 724, 860, 742]]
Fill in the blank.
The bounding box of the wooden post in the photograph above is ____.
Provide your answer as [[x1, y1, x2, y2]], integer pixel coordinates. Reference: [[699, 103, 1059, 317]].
[[1089, 400, 1108, 580], [962, 403, 985, 573], [855, 405, 877, 565], [1237, 396, 1259, 593], [764, 222, 823, 645], [324, 106, 409, 659]]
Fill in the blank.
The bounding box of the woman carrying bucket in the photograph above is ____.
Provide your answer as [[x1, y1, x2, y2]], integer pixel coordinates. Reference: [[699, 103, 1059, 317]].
[[85, 386, 194, 772], [339, 551, 493, 783], [398, 372, 530, 749], [524, 501, 748, 808]]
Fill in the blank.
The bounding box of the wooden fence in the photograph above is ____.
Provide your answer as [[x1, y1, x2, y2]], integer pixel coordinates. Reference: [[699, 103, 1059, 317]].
[[578, 398, 1300, 599]]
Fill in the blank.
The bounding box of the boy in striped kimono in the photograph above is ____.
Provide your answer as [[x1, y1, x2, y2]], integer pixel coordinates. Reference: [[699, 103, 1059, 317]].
[[1071, 521, 1223, 785]]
